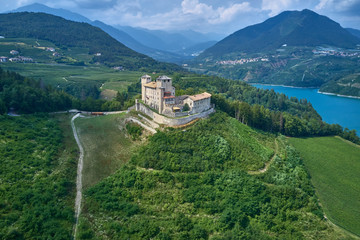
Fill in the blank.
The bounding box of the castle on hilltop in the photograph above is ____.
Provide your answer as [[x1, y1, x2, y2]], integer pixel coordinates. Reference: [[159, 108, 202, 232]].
[[141, 75, 212, 116]]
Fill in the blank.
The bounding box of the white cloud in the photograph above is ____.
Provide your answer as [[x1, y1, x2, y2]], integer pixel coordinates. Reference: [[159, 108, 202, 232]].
[[316, 0, 360, 11], [181, 0, 254, 24], [181, 0, 213, 15], [261, 0, 293, 16], [315, 0, 333, 10], [210, 2, 254, 24], [95, 0, 255, 32]]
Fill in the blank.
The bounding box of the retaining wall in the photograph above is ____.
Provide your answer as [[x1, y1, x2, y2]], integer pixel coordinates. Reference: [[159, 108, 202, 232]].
[[135, 100, 214, 126]]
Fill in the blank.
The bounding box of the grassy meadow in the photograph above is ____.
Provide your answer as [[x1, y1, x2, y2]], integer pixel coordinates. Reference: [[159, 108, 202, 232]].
[[289, 136, 360, 237], [74, 113, 142, 189]]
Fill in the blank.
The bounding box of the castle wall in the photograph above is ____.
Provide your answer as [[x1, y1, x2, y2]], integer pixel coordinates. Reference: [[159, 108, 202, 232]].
[[184, 97, 211, 114], [136, 101, 214, 126]]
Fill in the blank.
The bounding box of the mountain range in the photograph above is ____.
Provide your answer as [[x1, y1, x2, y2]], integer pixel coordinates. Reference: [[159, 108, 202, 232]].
[[190, 9, 360, 97], [10, 3, 221, 63], [199, 9, 360, 59]]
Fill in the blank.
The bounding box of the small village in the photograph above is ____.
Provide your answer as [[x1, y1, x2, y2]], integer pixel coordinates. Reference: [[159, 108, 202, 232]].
[[312, 46, 360, 57], [0, 37, 62, 63], [216, 56, 269, 65]]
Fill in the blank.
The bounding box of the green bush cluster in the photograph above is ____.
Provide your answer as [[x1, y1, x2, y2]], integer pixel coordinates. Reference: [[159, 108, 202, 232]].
[[126, 122, 143, 141], [0, 115, 76, 239]]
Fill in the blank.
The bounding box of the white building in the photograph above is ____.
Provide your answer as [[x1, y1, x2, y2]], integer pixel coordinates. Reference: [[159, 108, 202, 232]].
[[141, 75, 211, 116]]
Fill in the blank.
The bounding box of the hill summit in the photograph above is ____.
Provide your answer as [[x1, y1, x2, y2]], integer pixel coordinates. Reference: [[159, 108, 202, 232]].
[[199, 9, 360, 59]]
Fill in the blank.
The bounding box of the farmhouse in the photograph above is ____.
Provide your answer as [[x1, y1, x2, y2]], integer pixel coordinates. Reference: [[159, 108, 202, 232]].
[[141, 75, 212, 116], [10, 50, 19, 55]]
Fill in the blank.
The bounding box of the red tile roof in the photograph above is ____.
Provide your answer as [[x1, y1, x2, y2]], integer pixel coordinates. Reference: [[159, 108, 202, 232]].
[[189, 92, 211, 101]]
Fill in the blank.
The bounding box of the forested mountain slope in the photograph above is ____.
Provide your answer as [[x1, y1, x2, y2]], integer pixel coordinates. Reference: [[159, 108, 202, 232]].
[[0, 12, 181, 72], [199, 9, 359, 59]]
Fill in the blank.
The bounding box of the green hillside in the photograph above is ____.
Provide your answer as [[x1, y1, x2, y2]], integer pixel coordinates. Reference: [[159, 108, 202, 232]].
[[76, 112, 354, 239], [0, 114, 77, 239], [0, 36, 145, 99], [289, 136, 360, 237], [0, 12, 181, 72]]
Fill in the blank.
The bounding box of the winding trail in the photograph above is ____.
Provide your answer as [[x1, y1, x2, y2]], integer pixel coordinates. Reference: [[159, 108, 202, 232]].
[[248, 139, 278, 175], [71, 113, 84, 239]]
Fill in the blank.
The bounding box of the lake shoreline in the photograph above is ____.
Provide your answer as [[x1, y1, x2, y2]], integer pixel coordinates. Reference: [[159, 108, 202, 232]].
[[253, 83, 360, 136], [250, 83, 318, 89], [317, 90, 360, 100], [251, 83, 360, 99]]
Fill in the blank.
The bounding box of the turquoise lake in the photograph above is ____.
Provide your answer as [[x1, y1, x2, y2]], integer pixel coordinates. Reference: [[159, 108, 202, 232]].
[[252, 84, 360, 135]]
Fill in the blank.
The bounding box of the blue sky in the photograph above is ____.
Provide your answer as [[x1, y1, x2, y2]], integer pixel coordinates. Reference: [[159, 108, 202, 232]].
[[2, 0, 360, 34]]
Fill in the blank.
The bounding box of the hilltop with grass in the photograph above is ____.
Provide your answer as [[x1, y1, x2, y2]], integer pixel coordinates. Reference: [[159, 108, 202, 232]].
[[74, 112, 357, 239]]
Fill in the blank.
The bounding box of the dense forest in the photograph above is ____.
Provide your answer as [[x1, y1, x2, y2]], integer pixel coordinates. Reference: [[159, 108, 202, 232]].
[[171, 74, 360, 143], [0, 67, 134, 114], [0, 12, 182, 72], [0, 68, 73, 114], [78, 113, 351, 239], [0, 114, 77, 239]]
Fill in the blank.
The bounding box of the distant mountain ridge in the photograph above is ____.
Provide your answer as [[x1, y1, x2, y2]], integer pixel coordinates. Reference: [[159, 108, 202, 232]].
[[9, 3, 220, 63], [199, 9, 360, 59], [116, 25, 222, 53], [11, 3, 92, 23]]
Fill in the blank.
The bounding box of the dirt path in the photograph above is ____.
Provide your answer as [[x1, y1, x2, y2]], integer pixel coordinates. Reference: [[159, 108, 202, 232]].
[[248, 139, 278, 175], [71, 113, 84, 239]]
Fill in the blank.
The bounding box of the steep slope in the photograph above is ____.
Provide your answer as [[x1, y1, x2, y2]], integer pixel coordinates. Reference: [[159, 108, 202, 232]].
[[199, 9, 360, 59], [0, 12, 181, 71]]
